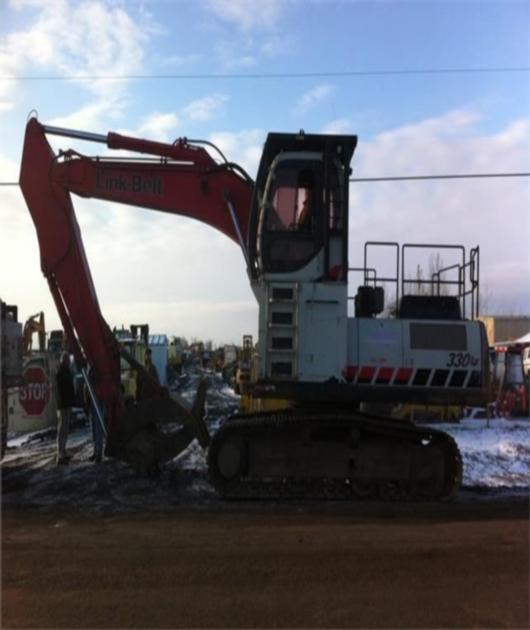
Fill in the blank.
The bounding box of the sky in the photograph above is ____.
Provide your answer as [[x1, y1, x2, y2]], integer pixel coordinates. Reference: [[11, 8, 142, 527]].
[[0, 0, 529, 345]]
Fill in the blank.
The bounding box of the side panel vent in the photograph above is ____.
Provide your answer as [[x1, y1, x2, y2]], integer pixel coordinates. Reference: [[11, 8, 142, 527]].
[[271, 337, 293, 350], [271, 311, 293, 325], [271, 361, 293, 377], [272, 287, 294, 301]]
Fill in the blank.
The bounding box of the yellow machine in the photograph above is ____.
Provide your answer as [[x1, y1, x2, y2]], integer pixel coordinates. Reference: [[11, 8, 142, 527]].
[[23, 312, 46, 354], [238, 335, 289, 414], [114, 325, 148, 400], [168, 336, 186, 376]]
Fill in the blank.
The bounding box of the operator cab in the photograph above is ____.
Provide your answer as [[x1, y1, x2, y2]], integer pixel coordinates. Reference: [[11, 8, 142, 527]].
[[248, 132, 357, 280]]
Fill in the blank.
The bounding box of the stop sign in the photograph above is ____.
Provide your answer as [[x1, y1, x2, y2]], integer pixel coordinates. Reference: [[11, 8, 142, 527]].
[[19, 366, 51, 416]]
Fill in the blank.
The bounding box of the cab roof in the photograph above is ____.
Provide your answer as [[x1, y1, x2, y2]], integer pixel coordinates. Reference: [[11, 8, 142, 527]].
[[255, 131, 358, 191]]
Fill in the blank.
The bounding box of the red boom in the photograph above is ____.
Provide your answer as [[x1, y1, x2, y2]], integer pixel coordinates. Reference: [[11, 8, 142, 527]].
[[19, 118, 254, 447]]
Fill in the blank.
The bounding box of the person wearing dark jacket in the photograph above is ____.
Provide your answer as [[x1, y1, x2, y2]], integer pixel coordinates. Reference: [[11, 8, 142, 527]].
[[56, 351, 76, 465]]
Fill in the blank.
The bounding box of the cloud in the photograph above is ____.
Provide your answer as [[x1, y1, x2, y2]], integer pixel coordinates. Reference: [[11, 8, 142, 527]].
[[160, 54, 202, 67], [0, 0, 151, 106], [0, 154, 58, 329], [350, 109, 530, 313], [47, 98, 125, 131], [43, 91, 228, 160], [0, 100, 15, 112], [136, 112, 180, 141], [208, 129, 266, 176], [205, 0, 284, 31], [181, 94, 229, 122], [294, 84, 334, 114], [0, 148, 257, 343], [205, 1, 288, 69], [321, 118, 353, 135], [111, 95, 229, 148], [71, 203, 257, 342], [213, 40, 257, 70], [103, 299, 257, 344], [260, 34, 293, 58]]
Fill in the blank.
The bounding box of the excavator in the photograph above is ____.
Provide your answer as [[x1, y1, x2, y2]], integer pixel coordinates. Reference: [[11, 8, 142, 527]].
[[19, 117, 490, 499], [22, 311, 46, 354]]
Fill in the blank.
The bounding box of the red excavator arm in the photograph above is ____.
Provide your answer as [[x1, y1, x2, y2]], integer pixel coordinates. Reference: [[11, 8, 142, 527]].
[[19, 117, 254, 462]]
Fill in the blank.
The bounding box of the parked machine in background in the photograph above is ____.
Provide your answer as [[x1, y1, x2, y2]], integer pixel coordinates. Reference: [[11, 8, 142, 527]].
[[1, 301, 24, 457], [491, 341, 529, 417], [23, 312, 46, 354], [168, 336, 186, 377], [233, 335, 252, 396], [4, 305, 60, 435], [19, 118, 491, 499], [114, 324, 149, 401], [521, 343, 530, 378], [47, 329, 65, 357], [220, 344, 238, 385]]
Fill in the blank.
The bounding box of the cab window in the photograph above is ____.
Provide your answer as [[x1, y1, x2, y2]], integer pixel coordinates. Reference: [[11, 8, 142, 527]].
[[260, 162, 322, 273], [267, 168, 316, 233]]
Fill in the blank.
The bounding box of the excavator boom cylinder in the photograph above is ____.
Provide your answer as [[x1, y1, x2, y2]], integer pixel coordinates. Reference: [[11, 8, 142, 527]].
[[41, 124, 107, 144]]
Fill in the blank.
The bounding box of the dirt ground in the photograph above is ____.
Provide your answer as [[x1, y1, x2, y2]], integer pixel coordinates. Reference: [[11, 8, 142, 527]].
[[2, 500, 529, 629]]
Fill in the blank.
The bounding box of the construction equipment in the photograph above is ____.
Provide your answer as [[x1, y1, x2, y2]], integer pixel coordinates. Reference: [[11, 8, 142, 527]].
[[47, 329, 65, 357], [524, 346, 530, 379], [168, 336, 186, 377], [23, 311, 46, 354], [233, 335, 253, 396], [1, 301, 24, 457], [9, 309, 59, 434], [491, 342, 529, 416], [114, 324, 149, 400], [19, 118, 490, 498]]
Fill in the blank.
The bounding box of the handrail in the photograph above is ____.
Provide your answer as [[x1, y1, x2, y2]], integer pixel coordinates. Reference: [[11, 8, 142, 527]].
[[349, 241, 481, 320]]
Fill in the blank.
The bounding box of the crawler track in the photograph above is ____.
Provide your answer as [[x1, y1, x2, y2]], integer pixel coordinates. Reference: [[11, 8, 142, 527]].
[[208, 410, 462, 500]]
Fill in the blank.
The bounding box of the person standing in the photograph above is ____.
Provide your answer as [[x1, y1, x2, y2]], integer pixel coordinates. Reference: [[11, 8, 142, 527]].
[[55, 351, 76, 465]]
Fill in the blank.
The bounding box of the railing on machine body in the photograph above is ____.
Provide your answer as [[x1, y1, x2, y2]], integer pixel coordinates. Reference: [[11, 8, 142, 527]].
[[348, 241, 481, 320]]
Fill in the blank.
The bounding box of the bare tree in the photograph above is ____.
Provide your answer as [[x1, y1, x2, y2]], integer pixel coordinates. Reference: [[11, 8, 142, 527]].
[[414, 263, 428, 295]]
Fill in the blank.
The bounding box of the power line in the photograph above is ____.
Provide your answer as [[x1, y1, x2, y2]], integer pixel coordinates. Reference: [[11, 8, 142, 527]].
[[2, 173, 529, 187], [1, 66, 529, 82], [350, 172, 530, 183]]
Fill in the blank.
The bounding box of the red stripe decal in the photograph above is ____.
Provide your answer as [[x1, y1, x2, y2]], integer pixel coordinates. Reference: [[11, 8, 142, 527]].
[[342, 365, 358, 382], [358, 366, 376, 381], [376, 366, 394, 383], [394, 368, 413, 384]]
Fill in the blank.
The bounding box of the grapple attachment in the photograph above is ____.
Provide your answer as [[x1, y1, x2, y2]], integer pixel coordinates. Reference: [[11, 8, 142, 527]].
[[110, 379, 210, 475]]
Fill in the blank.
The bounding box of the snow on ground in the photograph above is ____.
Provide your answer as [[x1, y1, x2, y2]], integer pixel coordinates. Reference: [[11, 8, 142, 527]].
[[2, 368, 528, 513], [428, 418, 530, 488], [2, 369, 238, 513]]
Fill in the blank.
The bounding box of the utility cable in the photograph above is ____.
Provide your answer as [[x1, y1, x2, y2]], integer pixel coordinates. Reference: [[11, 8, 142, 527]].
[[1, 66, 530, 82], [350, 172, 530, 182], [2, 172, 529, 187]]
